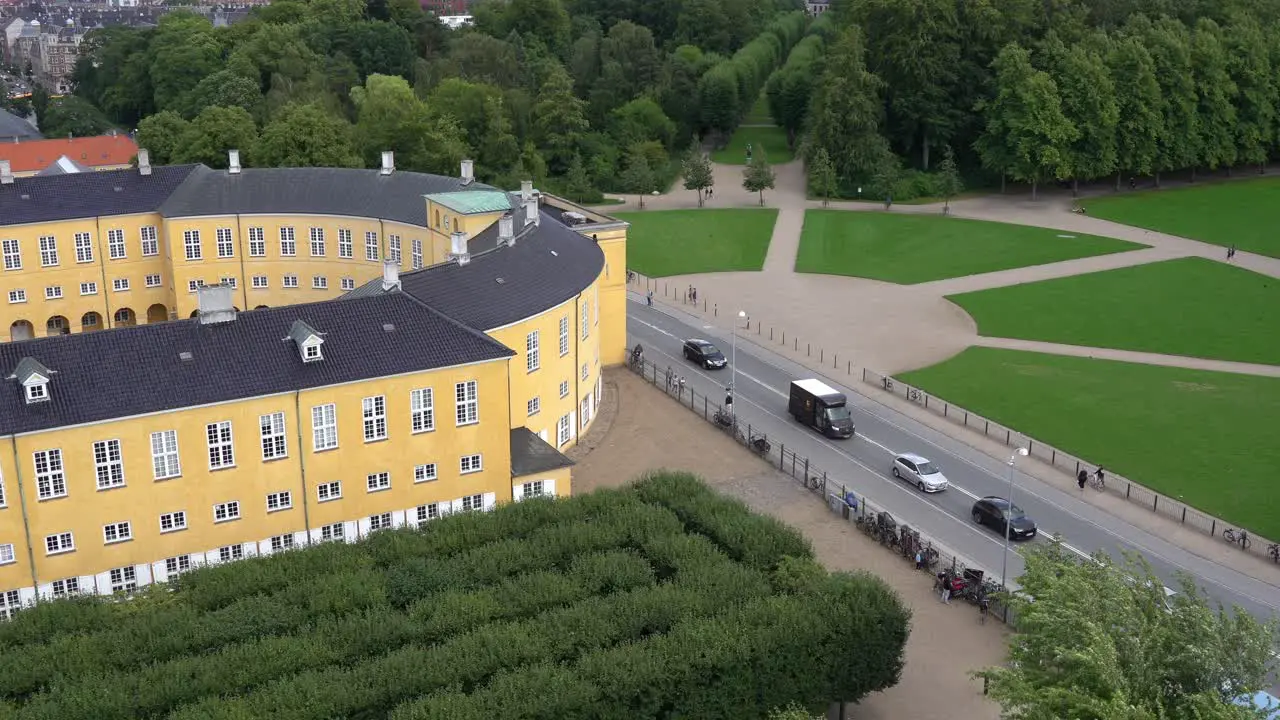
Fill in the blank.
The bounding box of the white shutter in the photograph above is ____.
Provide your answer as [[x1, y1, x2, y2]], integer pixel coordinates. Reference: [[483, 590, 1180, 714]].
[[135, 564, 153, 587], [538, 429, 548, 442], [569, 411, 576, 439], [94, 572, 112, 595], [450, 499, 464, 514], [294, 531, 309, 546], [309, 528, 324, 543], [513, 483, 525, 502], [243, 543, 258, 558], [17, 586, 36, 604], [188, 555, 207, 569], [36, 583, 53, 601], [545, 479, 556, 497], [357, 517, 372, 537], [258, 540, 274, 556], [343, 521, 357, 541], [205, 550, 221, 565], [392, 510, 406, 528], [482, 492, 496, 511], [151, 561, 169, 584]]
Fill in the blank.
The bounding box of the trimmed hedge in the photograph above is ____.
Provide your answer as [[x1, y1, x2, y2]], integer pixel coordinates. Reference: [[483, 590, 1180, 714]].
[[699, 11, 808, 136]]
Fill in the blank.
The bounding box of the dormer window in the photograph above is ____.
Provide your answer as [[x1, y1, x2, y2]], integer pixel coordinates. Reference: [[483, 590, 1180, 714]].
[[7, 357, 55, 405], [303, 343, 321, 362], [286, 320, 325, 364], [26, 381, 48, 403]]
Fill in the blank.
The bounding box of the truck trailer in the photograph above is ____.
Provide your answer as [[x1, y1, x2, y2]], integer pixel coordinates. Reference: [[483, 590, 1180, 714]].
[[788, 378, 855, 439]]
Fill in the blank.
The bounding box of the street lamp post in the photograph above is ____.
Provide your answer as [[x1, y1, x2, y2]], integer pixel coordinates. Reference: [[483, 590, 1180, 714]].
[[1001, 447, 1029, 589], [730, 310, 746, 420]]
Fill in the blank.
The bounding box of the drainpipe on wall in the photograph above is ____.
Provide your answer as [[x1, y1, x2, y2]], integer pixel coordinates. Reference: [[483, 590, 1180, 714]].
[[505, 357, 515, 504], [9, 435, 40, 595], [236, 214, 249, 310], [574, 294, 581, 448], [95, 216, 113, 329], [292, 391, 314, 544]]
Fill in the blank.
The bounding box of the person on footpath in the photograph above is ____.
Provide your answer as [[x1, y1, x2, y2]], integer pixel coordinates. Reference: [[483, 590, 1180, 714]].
[[941, 581, 951, 605], [646, 290, 653, 307], [1077, 469, 1088, 490]]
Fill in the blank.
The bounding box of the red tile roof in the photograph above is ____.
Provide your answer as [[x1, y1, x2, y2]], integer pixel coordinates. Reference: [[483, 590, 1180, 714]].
[[0, 134, 138, 174]]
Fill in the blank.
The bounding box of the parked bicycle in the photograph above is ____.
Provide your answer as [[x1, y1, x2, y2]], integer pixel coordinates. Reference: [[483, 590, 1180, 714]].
[[747, 432, 771, 456], [1089, 470, 1105, 491], [1222, 527, 1251, 550], [1267, 543, 1279, 563]]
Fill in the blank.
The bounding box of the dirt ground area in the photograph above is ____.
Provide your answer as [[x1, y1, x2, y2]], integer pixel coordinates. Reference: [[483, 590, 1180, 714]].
[[570, 369, 1008, 720]]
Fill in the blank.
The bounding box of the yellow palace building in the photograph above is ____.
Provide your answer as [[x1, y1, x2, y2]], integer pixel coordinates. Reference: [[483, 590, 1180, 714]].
[[0, 150, 628, 612]]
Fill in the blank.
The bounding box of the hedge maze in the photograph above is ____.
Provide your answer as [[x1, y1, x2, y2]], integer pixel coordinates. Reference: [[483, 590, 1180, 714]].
[[0, 472, 911, 719]]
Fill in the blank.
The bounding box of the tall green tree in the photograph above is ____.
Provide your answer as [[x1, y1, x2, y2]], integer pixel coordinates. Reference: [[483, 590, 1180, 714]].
[[974, 42, 1077, 199], [805, 26, 891, 190], [531, 62, 590, 175], [181, 70, 264, 120], [135, 110, 190, 164], [1041, 34, 1118, 193], [1225, 17, 1275, 173], [765, 35, 823, 148], [697, 64, 740, 140], [352, 74, 469, 175], [619, 148, 656, 207], [806, 147, 837, 207], [148, 13, 222, 113], [979, 542, 1278, 720], [1136, 15, 1199, 186], [743, 152, 775, 205], [1189, 18, 1238, 174], [681, 142, 714, 206], [252, 103, 363, 167], [173, 105, 259, 168], [38, 96, 114, 138], [1106, 34, 1163, 189]]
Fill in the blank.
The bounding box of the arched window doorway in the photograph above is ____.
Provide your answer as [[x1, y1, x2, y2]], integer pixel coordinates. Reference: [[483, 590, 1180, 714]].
[[9, 320, 34, 342], [114, 307, 136, 326], [189, 310, 200, 318], [46, 316, 70, 336], [254, 305, 269, 310], [81, 311, 102, 331], [146, 303, 169, 324]]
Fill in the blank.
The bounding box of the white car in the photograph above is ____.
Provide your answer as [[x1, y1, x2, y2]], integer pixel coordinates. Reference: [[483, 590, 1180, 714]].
[[892, 453, 949, 493]]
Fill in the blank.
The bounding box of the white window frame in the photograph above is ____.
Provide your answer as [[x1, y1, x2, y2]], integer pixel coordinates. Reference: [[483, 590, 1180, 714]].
[[165, 556, 191, 576], [365, 231, 379, 260], [279, 227, 296, 256], [107, 229, 126, 259], [522, 480, 546, 498], [338, 229, 353, 258], [102, 521, 132, 544], [312, 275, 328, 290], [582, 396, 592, 429], [45, 285, 62, 300], [526, 330, 540, 372], [366, 471, 390, 492], [218, 545, 244, 563], [309, 227, 325, 256], [416, 503, 440, 523], [45, 531, 74, 555], [80, 281, 98, 296], [109, 566, 137, 593], [39, 236, 58, 267], [266, 491, 292, 512], [0, 543, 14, 565], [93, 439, 126, 490], [150, 430, 181, 480], [321, 523, 345, 542], [52, 577, 80, 598], [557, 415, 571, 447], [559, 315, 569, 356], [581, 299, 589, 340], [312, 404, 338, 451], [33, 449, 68, 500], [183, 230, 201, 261], [259, 412, 287, 460], [74, 232, 94, 263], [370, 512, 393, 532], [220, 276, 238, 289], [252, 275, 268, 289], [455, 381, 478, 426], [317, 481, 342, 502], [187, 280, 203, 294], [206, 421, 235, 469], [283, 275, 298, 288], [389, 234, 401, 264], [341, 277, 355, 291], [461, 494, 484, 512], [8, 289, 26, 304], [248, 227, 265, 257], [140, 226, 159, 256], [271, 534, 295, 552], [460, 454, 482, 474], [362, 395, 387, 441], [560, 380, 569, 399], [2, 238, 20, 270], [159, 511, 187, 533], [213, 501, 241, 523], [410, 388, 434, 433], [527, 397, 540, 416], [216, 227, 235, 258], [145, 274, 162, 288], [112, 278, 130, 292], [411, 238, 423, 269], [414, 463, 437, 483]]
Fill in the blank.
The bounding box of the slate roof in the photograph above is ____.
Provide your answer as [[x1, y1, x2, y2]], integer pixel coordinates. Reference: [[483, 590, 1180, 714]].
[[0, 293, 514, 435], [0, 164, 198, 227], [0, 108, 41, 142], [509, 427, 574, 478], [159, 166, 495, 226]]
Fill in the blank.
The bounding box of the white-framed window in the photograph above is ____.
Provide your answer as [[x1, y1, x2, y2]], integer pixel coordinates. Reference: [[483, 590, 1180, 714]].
[[522, 480, 546, 498], [33, 449, 67, 500], [594, 287, 599, 326], [165, 555, 191, 576], [559, 380, 569, 399], [526, 330, 540, 372], [2, 238, 20, 270], [460, 454, 482, 474], [581, 396, 592, 429], [8, 289, 25, 304], [103, 521, 132, 544], [39, 236, 58, 266], [107, 229, 126, 259], [248, 227, 265, 257], [140, 226, 158, 256], [582, 363, 589, 381], [206, 421, 235, 469], [341, 277, 355, 291], [187, 279, 205, 294], [317, 481, 341, 502], [45, 531, 74, 555], [414, 463, 437, 483], [321, 523, 345, 542], [252, 275, 268, 289], [362, 395, 387, 441], [52, 577, 80, 597], [150, 430, 181, 480], [216, 227, 234, 258], [370, 512, 393, 531], [218, 545, 244, 563], [183, 230, 201, 260], [271, 534, 295, 552], [109, 566, 137, 593], [312, 275, 328, 290], [74, 232, 93, 263], [259, 412, 287, 460], [410, 388, 434, 433], [527, 397, 540, 416], [266, 491, 292, 512], [213, 501, 241, 523], [365, 231, 379, 260], [0, 543, 14, 565], [312, 404, 338, 450], [455, 381, 478, 426], [389, 234, 402, 264], [159, 511, 187, 533], [366, 471, 390, 492], [0, 477, 5, 506], [0, 589, 19, 620], [338, 229, 353, 258], [93, 439, 125, 490], [309, 227, 325, 256], [279, 227, 296, 256], [411, 238, 423, 269], [557, 415, 571, 446], [283, 274, 298, 288], [559, 315, 569, 356], [581, 300, 589, 340], [145, 273, 162, 288], [461, 494, 484, 512], [221, 276, 237, 289], [112, 278, 130, 292], [416, 503, 440, 523], [80, 281, 98, 296], [45, 285, 62, 300]]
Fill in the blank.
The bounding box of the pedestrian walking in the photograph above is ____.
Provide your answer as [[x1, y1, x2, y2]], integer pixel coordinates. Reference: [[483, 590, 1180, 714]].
[[677, 376, 686, 396], [1095, 466, 1106, 488], [1077, 469, 1088, 490], [1227, 245, 1237, 261], [690, 287, 697, 304], [941, 583, 951, 604], [665, 365, 673, 391], [915, 551, 924, 571], [646, 290, 653, 307]]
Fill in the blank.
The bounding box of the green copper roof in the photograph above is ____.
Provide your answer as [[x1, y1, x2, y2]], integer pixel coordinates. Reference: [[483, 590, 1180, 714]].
[[425, 190, 512, 215]]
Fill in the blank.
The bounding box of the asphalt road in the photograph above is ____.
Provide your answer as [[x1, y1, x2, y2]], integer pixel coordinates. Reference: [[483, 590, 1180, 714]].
[[627, 297, 1280, 640]]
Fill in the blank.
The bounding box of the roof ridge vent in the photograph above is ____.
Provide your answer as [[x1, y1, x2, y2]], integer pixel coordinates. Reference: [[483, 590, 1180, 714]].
[[196, 284, 237, 324], [0, 159, 12, 185], [448, 230, 470, 265]]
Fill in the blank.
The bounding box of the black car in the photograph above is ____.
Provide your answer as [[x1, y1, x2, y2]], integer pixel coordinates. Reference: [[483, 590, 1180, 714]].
[[683, 338, 727, 369], [971, 496, 1037, 540]]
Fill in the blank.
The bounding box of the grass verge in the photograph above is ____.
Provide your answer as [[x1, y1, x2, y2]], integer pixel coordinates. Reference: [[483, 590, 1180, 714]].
[[620, 208, 777, 277], [711, 126, 794, 165]]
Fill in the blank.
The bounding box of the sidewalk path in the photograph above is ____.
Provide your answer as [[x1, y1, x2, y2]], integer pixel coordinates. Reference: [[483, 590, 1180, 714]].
[[971, 337, 1280, 378]]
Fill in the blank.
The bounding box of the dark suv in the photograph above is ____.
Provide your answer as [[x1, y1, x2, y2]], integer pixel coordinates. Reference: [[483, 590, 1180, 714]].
[[971, 496, 1038, 540], [683, 339, 727, 369]]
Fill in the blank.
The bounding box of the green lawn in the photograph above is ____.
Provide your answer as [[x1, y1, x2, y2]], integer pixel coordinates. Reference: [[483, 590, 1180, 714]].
[[619, 208, 777, 277], [948, 257, 1280, 365], [794, 211, 1144, 284], [711, 126, 794, 165], [1083, 177, 1280, 258], [743, 93, 774, 125], [901, 347, 1280, 540]]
